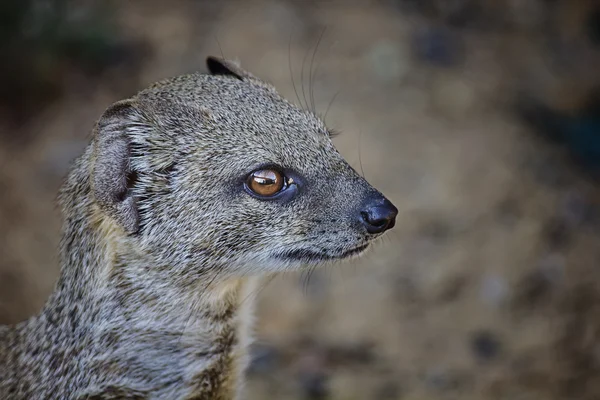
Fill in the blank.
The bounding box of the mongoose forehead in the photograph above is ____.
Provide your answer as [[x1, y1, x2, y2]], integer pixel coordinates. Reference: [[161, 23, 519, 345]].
[[0, 57, 397, 400]]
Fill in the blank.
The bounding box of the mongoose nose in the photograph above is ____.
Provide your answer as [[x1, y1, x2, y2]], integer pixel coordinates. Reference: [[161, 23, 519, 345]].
[[360, 197, 398, 234]]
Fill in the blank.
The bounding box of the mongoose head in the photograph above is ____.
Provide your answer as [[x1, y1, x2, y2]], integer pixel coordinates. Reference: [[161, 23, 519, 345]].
[[91, 57, 397, 278]]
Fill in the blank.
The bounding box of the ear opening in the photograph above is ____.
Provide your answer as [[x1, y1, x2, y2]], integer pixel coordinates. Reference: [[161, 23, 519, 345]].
[[92, 99, 141, 234]]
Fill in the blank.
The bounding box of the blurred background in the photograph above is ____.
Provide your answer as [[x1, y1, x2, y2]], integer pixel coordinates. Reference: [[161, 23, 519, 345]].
[[1, 0, 600, 399]]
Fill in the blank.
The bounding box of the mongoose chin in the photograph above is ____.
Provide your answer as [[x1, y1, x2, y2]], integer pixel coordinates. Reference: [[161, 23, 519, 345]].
[[0, 56, 397, 399]]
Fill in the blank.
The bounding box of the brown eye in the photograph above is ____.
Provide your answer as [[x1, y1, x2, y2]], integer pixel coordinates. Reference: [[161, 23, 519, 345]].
[[247, 169, 285, 197]]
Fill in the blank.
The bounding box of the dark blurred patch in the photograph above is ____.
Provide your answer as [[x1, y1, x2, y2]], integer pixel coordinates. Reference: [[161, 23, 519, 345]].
[[0, 267, 25, 322], [512, 260, 563, 312], [298, 371, 328, 400], [436, 273, 468, 303], [559, 190, 598, 228], [393, 273, 421, 309], [290, 338, 330, 400], [586, 6, 600, 46], [470, 330, 502, 363], [555, 283, 600, 399], [411, 25, 465, 67], [247, 343, 281, 376], [496, 196, 522, 228], [389, 0, 483, 28], [293, 336, 377, 369], [375, 380, 401, 400], [388, 0, 540, 30], [520, 150, 571, 189], [423, 367, 471, 393], [325, 341, 376, 367], [418, 217, 454, 242], [517, 93, 600, 181], [0, 0, 149, 132], [543, 218, 570, 249]]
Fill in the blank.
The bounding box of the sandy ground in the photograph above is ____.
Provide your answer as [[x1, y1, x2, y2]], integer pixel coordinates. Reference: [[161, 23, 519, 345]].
[[1, 1, 600, 399]]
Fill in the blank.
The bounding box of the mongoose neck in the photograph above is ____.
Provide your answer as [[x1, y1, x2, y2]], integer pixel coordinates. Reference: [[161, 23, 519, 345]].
[[46, 148, 243, 327], [15, 148, 257, 398]]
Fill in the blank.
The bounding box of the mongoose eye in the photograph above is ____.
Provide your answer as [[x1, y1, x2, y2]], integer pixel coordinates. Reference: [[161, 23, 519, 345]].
[[246, 169, 286, 197]]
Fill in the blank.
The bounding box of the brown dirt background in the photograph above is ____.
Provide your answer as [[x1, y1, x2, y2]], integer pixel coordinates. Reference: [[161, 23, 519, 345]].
[[1, 1, 600, 399]]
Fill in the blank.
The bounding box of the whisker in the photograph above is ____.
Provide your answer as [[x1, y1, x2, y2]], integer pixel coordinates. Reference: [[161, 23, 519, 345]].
[[177, 269, 217, 347], [358, 127, 366, 179], [312, 37, 336, 113], [288, 31, 303, 110], [323, 89, 341, 123], [239, 274, 278, 307], [309, 27, 327, 114], [300, 267, 309, 294], [300, 38, 312, 111], [214, 35, 225, 59], [301, 264, 317, 296]]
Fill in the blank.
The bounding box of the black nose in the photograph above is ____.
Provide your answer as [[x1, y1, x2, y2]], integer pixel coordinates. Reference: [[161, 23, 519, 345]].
[[360, 197, 398, 234]]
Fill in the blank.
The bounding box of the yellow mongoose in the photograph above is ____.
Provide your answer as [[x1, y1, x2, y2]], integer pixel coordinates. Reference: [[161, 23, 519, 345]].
[[0, 57, 397, 399]]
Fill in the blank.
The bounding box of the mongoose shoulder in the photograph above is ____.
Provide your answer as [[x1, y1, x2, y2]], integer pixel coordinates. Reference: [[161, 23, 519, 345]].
[[0, 57, 397, 399]]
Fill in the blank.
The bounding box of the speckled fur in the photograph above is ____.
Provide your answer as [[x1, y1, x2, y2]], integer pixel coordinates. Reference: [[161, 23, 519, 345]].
[[0, 57, 393, 399]]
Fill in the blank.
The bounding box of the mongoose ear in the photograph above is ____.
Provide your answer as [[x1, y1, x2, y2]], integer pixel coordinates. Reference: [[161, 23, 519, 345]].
[[206, 56, 253, 81], [92, 99, 140, 234]]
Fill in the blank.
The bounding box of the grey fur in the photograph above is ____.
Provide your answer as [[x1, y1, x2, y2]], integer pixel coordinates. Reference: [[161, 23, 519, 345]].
[[0, 57, 395, 399]]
